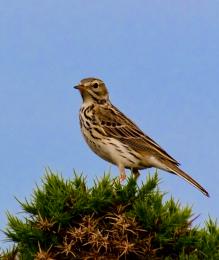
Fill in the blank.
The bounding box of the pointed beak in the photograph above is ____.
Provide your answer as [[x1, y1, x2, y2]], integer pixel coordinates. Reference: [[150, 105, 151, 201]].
[[74, 84, 85, 91]]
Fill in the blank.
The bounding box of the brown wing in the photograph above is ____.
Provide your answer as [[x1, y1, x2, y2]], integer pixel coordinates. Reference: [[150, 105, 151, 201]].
[[93, 103, 179, 166]]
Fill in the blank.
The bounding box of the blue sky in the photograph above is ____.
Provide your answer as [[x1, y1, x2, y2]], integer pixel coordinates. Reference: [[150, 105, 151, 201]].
[[0, 1, 219, 248]]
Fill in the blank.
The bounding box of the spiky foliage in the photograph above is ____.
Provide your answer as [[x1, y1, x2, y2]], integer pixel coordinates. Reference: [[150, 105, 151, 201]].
[[1, 170, 219, 259]]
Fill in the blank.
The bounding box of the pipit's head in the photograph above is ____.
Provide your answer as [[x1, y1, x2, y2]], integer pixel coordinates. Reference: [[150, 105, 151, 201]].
[[74, 78, 109, 104]]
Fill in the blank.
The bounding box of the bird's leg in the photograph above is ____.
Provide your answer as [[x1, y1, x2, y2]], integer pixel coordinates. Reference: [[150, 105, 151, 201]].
[[118, 165, 126, 182], [132, 168, 140, 180]]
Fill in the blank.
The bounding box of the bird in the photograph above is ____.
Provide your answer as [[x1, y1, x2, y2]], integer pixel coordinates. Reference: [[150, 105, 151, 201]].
[[74, 77, 209, 197]]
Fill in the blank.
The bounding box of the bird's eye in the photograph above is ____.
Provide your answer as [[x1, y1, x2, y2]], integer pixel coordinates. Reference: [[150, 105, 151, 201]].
[[93, 83, 99, 89]]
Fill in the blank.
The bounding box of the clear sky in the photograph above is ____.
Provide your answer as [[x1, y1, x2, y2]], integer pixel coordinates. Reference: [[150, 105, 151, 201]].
[[0, 1, 219, 248]]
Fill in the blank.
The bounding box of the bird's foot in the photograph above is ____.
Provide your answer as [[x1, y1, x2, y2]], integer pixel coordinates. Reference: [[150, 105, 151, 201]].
[[132, 169, 140, 180], [119, 172, 126, 182]]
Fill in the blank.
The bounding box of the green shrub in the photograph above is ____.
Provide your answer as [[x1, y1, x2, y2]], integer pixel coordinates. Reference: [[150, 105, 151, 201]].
[[1, 169, 219, 259]]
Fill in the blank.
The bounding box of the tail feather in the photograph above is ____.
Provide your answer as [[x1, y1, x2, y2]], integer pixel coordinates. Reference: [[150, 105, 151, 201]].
[[168, 164, 209, 197]]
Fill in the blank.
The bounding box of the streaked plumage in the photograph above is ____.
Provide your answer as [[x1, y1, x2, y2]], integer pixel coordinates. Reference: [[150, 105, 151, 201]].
[[74, 77, 209, 197]]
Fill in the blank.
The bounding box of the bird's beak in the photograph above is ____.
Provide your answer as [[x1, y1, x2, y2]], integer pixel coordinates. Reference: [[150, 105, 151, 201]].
[[74, 84, 85, 91]]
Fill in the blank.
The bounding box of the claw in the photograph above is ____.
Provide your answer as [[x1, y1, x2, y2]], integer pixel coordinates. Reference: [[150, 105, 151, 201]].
[[119, 173, 126, 182], [118, 165, 126, 182]]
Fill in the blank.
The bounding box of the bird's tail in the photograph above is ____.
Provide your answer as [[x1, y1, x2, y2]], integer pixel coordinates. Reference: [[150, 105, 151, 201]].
[[167, 163, 209, 197]]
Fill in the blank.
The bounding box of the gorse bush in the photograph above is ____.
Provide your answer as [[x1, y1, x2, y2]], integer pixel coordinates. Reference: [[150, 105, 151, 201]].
[[1, 169, 219, 259]]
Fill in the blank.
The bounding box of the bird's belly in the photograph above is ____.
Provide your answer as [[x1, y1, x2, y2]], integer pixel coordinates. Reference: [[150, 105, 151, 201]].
[[82, 128, 142, 168]]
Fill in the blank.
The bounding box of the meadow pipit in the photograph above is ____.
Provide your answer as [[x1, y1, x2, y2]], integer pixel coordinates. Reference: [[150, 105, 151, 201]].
[[74, 78, 209, 197]]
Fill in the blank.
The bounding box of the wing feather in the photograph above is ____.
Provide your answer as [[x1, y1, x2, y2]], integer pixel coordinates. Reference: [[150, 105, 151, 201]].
[[93, 104, 179, 165]]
